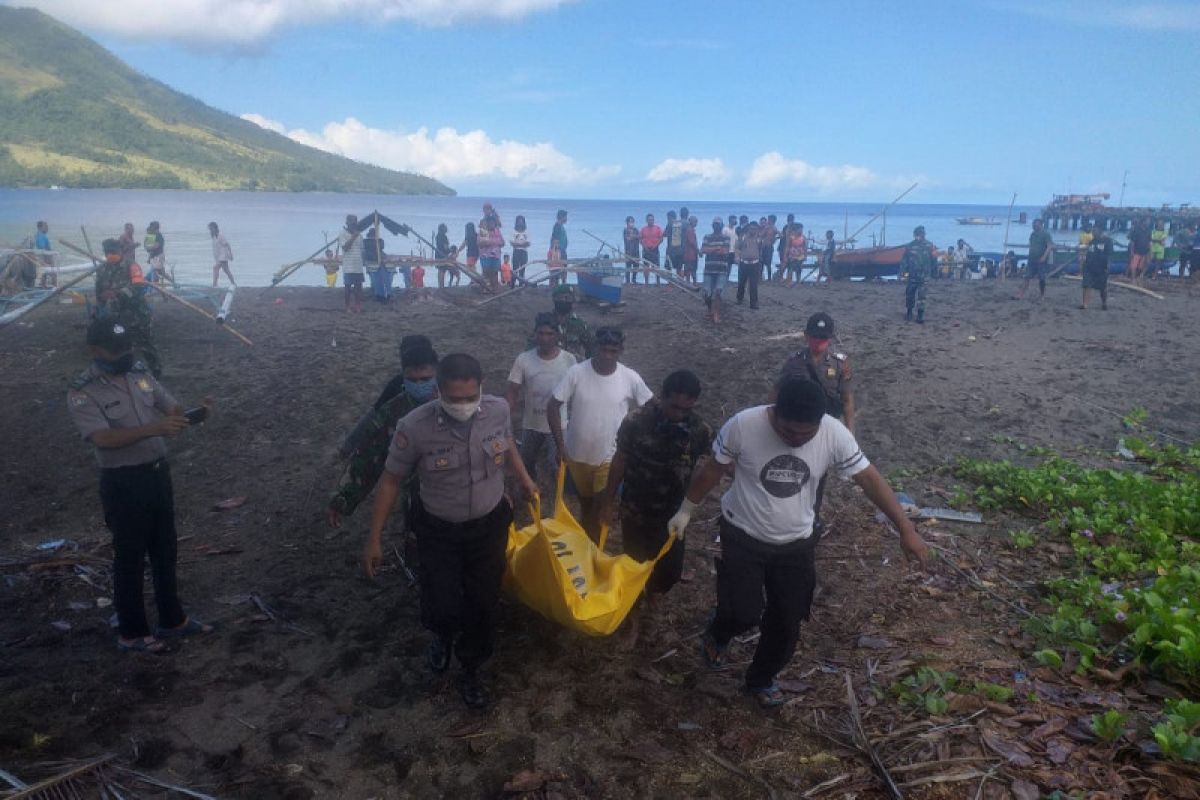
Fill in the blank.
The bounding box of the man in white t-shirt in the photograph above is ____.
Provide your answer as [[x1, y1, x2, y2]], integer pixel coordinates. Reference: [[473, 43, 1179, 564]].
[[547, 326, 653, 543], [506, 313, 578, 487], [669, 377, 929, 708]]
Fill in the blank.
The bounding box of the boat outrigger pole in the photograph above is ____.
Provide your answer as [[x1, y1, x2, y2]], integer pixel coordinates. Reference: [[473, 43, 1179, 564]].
[[843, 183, 918, 250]]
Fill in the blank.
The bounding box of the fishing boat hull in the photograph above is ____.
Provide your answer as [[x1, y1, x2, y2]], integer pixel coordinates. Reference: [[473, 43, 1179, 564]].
[[830, 246, 906, 279], [576, 266, 624, 304]]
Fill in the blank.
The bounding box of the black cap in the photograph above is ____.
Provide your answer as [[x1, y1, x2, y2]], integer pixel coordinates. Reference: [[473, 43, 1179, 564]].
[[805, 312, 834, 339], [87, 317, 132, 351]]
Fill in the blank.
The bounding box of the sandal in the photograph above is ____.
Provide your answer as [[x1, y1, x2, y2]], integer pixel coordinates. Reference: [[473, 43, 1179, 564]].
[[155, 617, 214, 639], [700, 630, 729, 670], [746, 683, 787, 709], [117, 636, 166, 654]]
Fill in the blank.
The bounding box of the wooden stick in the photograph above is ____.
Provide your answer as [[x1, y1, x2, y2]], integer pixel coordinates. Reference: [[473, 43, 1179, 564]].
[[580, 229, 705, 300], [1000, 192, 1016, 281], [7, 755, 115, 799], [260, 239, 334, 297], [0, 263, 95, 327], [1062, 274, 1164, 299], [845, 674, 903, 800], [147, 284, 253, 346], [844, 183, 919, 249]]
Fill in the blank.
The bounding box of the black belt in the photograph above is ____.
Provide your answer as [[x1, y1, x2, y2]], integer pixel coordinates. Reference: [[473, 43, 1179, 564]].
[[102, 458, 168, 474]]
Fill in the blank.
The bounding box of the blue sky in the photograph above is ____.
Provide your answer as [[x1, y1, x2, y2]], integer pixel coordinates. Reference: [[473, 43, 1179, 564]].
[[12, 0, 1200, 204]]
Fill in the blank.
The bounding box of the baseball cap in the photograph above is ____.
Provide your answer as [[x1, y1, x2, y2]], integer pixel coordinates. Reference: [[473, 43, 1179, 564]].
[[552, 284, 576, 300], [87, 317, 132, 351], [805, 312, 834, 339]]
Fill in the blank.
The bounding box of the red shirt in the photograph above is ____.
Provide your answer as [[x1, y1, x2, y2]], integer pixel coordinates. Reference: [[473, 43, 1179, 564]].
[[640, 225, 663, 250], [684, 226, 699, 260], [411, 266, 425, 288]]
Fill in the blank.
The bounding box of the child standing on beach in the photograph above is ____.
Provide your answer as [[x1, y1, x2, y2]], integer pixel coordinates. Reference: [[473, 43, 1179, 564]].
[[501, 254, 513, 287]]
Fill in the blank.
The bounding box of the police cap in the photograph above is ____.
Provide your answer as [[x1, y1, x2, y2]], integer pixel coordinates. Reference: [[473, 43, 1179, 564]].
[[805, 312, 834, 339], [86, 317, 132, 351]]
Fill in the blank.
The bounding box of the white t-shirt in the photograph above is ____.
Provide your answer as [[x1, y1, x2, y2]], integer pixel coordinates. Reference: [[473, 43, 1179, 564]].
[[551, 360, 653, 466], [714, 406, 870, 545], [508, 348, 577, 434], [340, 229, 364, 274]]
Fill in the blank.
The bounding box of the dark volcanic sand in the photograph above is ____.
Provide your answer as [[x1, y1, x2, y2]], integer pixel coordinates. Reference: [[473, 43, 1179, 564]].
[[1, 276, 1198, 798]]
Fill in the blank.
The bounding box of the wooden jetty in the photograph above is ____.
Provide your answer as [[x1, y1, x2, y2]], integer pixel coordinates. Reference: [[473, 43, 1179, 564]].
[[1039, 194, 1199, 234]]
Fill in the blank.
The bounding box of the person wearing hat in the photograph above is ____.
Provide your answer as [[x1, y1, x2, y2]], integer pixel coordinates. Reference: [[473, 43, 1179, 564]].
[[547, 284, 594, 359], [773, 313, 854, 433], [95, 237, 162, 377], [67, 318, 214, 653], [328, 336, 440, 528], [900, 225, 936, 323], [668, 377, 929, 707]]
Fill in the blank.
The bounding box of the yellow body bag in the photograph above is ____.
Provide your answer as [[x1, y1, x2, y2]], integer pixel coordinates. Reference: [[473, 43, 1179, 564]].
[[504, 465, 675, 636]]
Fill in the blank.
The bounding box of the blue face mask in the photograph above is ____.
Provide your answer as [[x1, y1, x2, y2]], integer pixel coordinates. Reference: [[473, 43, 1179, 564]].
[[403, 377, 436, 403]]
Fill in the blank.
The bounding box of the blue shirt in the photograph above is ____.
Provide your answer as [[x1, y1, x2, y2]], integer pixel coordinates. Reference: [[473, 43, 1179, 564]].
[[34, 231, 50, 251]]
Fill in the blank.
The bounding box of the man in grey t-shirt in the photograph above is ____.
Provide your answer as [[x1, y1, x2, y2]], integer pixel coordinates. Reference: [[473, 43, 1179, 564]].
[[506, 313, 577, 485]]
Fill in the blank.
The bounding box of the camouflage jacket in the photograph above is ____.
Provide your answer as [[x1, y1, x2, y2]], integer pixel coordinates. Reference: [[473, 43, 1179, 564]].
[[329, 390, 420, 516], [615, 399, 713, 516], [901, 239, 937, 283]]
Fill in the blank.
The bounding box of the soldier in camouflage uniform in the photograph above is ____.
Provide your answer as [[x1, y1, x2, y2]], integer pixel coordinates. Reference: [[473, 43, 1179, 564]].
[[94, 238, 162, 377], [327, 340, 438, 527], [603, 370, 712, 641], [900, 225, 937, 324], [550, 284, 593, 359]]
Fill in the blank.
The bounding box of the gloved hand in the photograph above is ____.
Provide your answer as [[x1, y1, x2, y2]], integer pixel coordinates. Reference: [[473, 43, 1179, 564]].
[[667, 498, 697, 542]]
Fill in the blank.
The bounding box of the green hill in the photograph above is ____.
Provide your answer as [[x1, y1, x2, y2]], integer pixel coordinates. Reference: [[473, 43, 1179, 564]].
[[0, 7, 453, 194]]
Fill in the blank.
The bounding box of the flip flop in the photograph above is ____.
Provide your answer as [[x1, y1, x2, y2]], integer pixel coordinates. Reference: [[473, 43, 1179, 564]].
[[155, 617, 214, 639], [117, 636, 166, 654]]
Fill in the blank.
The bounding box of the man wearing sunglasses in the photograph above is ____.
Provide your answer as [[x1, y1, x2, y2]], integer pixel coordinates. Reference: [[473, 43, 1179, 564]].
[[547, 327, 653, 543]]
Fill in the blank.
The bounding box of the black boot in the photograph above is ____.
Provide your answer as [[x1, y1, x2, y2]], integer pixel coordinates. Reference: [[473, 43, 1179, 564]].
[[916, 309, 925, 324], [905, 307, 913, 321]]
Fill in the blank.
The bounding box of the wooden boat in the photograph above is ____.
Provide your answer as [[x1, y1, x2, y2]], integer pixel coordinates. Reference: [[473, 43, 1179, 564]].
[[956, 216, 1002, 226], [830, 245, 907, 279]]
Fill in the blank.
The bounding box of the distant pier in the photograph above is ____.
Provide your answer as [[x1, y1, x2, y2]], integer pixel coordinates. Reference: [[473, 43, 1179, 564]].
[[1040, 193, 1199, 233]]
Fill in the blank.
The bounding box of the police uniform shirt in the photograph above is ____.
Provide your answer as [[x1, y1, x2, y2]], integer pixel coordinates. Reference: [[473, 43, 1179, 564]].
[[778, 349, 851, 414], [67, 365, 177, 468], [384, 396, 512, 523]]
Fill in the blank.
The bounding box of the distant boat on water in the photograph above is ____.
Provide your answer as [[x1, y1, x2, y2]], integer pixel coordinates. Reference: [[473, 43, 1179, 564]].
[[956, 216, 1001, 226]]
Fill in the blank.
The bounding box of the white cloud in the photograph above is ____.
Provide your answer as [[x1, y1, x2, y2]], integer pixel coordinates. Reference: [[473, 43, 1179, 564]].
[[242, 113, 620, 186], [745, 152, 880, 192], [646, 158, 731, 186], [20, 0, 575, 45], [990, 1, 1200, 32]]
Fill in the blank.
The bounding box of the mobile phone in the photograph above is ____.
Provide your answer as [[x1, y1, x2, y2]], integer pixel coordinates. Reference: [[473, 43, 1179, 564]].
[[184, 406, 208, 425]]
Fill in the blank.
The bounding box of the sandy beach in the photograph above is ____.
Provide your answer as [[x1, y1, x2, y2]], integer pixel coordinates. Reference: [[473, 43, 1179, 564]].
[[2, 275, 1198, 798]]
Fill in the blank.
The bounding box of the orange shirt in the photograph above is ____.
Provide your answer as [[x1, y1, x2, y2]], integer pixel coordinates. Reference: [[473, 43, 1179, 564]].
[[411, 266, 425, 288]]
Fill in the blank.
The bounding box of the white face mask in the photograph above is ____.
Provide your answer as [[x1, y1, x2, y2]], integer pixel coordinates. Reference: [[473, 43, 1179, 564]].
[[441, 398, 480, 422]]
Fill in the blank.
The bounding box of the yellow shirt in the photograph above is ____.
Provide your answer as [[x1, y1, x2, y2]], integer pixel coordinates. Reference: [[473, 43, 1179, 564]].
[[1078, 231, 1094, 248]]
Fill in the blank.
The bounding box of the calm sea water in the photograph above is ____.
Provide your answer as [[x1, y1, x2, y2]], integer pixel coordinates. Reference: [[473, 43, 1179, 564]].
[[0, 189, 1053, 287]]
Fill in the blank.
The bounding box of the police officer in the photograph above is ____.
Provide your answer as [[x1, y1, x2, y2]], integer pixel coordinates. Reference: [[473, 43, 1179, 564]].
[[900, 225, 936, 324], [95, 237, 161, 376], [364, 353, 537, 709], [550, 284, 594, 359], [67, 318, 212, 653], [773, 313, 855, 433]]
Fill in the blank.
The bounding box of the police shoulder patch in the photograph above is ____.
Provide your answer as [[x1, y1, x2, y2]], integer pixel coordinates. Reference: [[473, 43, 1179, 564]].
[[69, 392, 89, 407], [393, 431, 409, 450]]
